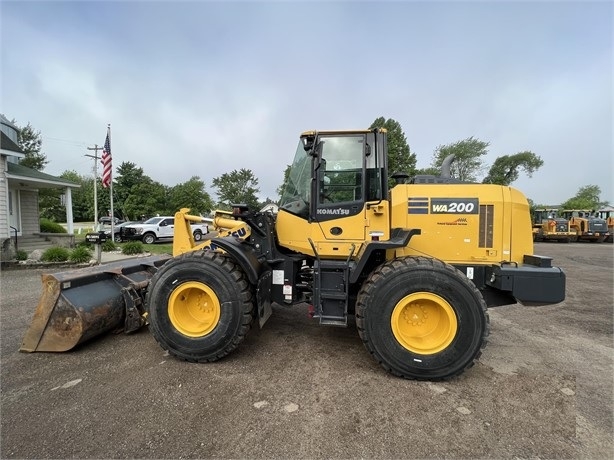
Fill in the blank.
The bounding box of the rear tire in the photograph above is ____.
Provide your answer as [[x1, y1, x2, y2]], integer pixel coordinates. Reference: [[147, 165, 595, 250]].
[[193, 230, 203, 242], [146, 251, 254, 362], [356, 257, 489, 380]]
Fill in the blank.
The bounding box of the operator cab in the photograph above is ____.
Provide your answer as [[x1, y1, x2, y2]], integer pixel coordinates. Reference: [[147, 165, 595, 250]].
[[279, 129, 388, 223]]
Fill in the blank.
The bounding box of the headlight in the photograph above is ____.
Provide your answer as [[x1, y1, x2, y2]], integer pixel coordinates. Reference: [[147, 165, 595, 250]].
[[135, 228, 143, 234]]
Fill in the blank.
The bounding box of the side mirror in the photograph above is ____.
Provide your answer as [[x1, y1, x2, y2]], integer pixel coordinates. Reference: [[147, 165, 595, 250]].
[[302, 136, 315, 152]]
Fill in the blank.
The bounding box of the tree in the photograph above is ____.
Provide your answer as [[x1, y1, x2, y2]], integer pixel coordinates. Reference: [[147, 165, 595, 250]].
[[482, 151, 544, 185], [17, 122, 48, 171], [121, 179, 169, 220], [369, 117, 416, 186], [277, 164, 291, 199], [414, 166, 441, 176], [169, 176, 213, 215], [431, 137, 489, 182], [560, 185, 607, 210], [113, 162, 147, 219], [212, 168, 260, 211], [39, 170, 102, 222]]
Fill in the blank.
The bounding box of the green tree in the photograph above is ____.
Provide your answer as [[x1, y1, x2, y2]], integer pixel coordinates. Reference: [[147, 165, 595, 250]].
[[431, 137, 489, 182], [259, 197, 278, 211], [277, 164, 291, 199], [560, 185, 607, 210], [38, 170, 116, 222], [17, 122, 48, 171], [414, 166, 441, 176], [169, 176, 213, 215], [482, 151, 544, 185], [121, 179, 169, 220], [110, 162, 170, 219], [212, 168, 260, 211], [113, 162, 147, 219], [369, 117, 416, 186]]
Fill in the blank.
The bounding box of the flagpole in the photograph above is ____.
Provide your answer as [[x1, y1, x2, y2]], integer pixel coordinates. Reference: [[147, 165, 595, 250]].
[[107, 124, 115, 242]]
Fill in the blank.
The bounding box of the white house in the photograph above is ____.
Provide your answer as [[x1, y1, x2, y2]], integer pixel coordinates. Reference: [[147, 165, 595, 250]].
[[1, 115, 80, 259]]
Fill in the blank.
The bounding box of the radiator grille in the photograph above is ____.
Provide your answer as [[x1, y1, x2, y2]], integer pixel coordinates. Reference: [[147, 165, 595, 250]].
[[479, 204, 494, 248]]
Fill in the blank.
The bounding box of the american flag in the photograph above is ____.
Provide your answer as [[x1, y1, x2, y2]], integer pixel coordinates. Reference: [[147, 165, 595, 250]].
[[101, 128, 112, 188]]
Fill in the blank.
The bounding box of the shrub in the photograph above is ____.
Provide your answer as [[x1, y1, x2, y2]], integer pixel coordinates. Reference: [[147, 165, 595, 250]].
[[16, 250, 28, 261], [77, 240, 93, 249], [102, 240, 117, 252], [41, 246, 70, 262], [122, 241, 144, 255], [69, 246, 92, 263], [40, 218, 67, 234]]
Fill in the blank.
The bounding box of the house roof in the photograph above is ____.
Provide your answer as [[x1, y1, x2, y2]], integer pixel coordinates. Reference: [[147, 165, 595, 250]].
[[6, 161, 80, 188], [1, 131, 24, 156]]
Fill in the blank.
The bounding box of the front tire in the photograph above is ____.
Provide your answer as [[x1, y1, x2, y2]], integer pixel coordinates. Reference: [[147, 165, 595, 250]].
[[356, 257, 489, 380], [142, 233, 156, 244], [146, 251, 254, 362]]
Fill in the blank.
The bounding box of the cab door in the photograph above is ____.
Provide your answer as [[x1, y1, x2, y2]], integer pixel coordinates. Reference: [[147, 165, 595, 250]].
[[313, 134, 367, 241]]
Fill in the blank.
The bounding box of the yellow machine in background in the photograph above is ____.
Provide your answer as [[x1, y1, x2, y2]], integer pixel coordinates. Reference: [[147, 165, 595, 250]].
[[561, 209, 610, 243], [597, 208, 614, 243], [531, 208, 575, 243], [22, 128, 566, 381]]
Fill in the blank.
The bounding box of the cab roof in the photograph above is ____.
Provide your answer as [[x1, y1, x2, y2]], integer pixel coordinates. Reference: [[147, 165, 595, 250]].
[[300, 128, 387, 137]]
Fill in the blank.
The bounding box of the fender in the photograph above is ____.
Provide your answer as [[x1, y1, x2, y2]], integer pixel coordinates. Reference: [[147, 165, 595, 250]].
[[208, 236, 262, 285]]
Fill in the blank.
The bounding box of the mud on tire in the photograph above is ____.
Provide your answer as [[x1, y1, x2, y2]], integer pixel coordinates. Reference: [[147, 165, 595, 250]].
[[146, 251, 254, 362]]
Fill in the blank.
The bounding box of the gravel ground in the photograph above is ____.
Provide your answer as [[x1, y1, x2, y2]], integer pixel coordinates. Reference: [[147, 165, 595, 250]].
[[1, 243, 612, 459]]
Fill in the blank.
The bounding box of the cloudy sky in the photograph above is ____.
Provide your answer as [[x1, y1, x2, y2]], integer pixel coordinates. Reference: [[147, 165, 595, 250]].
[[2, 1, 612, 205]]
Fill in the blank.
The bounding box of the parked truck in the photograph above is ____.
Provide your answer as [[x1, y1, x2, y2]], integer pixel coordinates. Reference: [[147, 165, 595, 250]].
[[124, 216, 209, 244]]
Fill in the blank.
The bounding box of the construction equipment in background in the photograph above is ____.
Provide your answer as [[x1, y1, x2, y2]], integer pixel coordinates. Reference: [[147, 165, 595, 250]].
[[531, 208, 576, 243], [561, 209, 610, 243], [21, 128, 566, 381], [597, 208, 614, 243]]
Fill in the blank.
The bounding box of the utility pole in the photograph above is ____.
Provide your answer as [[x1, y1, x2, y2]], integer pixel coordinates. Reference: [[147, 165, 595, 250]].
[[85, 144, 102, 227], [86, 144, 103, 264]]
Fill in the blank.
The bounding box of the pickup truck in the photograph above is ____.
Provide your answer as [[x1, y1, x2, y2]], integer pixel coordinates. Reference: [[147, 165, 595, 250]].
[[123, 216, 209, 244]]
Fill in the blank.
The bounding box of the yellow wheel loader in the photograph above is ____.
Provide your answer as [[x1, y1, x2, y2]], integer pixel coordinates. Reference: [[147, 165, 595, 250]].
[[21, 129, 566, 381], [531, 208, 575, 243], [597, 208, 614, 243], [561, 209, 610, 243]]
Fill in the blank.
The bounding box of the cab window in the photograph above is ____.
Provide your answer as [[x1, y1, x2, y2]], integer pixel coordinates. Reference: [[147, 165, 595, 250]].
[[318, 135, 364, 205]]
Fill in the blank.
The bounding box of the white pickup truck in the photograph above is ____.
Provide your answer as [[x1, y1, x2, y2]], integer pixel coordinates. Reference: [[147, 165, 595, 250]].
[[124, 216, 209, 244]]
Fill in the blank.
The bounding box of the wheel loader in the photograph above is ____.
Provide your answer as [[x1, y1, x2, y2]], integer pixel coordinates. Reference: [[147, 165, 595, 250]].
[[21, 128, 566, 381], [531, 208, 576, 243], [561, 209, 610, 243], [597, 208, 614, 243]]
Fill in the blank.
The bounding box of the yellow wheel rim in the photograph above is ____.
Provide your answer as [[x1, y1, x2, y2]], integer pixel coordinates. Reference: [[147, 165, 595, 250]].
[[391, 292, 458, 355], [168, 281, 221, 337]]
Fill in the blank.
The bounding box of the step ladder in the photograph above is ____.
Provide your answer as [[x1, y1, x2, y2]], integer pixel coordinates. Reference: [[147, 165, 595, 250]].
[[309, 240, 355, 326]]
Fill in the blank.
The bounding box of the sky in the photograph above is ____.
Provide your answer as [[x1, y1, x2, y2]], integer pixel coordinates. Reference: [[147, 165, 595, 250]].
[[1, 0, 612, 205]]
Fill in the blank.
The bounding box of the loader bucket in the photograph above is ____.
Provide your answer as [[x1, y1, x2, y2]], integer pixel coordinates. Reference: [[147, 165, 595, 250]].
[[20, 254, 171, 353]]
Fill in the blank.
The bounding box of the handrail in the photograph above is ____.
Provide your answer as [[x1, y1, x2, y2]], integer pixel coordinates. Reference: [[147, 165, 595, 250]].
[[9, 226, 17, 251]]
